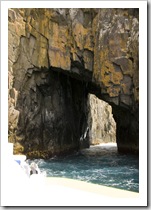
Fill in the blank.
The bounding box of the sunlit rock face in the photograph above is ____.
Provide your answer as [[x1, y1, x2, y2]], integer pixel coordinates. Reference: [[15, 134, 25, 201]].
[[8, 8, 139, 158], [88, 94, 116, 145]]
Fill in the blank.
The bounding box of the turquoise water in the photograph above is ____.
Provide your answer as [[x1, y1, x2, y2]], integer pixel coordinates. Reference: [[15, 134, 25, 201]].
[[28, 152, 139, 192]]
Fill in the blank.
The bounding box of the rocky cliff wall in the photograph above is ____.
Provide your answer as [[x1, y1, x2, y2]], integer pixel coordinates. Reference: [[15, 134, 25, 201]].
[[8, 8, 139, 157]]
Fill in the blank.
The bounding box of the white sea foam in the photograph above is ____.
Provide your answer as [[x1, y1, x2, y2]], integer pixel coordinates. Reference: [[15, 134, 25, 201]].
[[81, 142, 117, 156]]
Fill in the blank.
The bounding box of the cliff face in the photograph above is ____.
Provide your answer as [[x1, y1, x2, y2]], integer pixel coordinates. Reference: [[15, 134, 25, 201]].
[[88, 94, 116, 145], [8, 8, 139, 158]]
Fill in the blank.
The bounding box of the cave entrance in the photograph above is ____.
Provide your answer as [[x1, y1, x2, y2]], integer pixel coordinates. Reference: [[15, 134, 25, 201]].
[[14, 68, 117, 158]]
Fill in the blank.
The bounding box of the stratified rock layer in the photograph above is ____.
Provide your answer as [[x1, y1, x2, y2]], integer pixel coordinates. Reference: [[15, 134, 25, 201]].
[[8, 8, 139, 158]]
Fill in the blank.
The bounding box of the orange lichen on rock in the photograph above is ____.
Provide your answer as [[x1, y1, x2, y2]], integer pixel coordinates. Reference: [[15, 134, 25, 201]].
[[100, 59, 123, 97], [48, 22, 71, 70]]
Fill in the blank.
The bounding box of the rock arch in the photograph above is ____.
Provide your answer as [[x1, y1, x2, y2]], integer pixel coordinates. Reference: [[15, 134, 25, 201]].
[[8, 8, 139, 158]]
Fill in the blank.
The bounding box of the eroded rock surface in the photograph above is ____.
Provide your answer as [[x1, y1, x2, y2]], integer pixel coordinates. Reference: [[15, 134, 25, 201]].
[[8, 8, 139, 158]]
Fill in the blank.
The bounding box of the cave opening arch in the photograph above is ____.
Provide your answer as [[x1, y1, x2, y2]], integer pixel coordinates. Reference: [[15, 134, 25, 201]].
[[11, 66, 139, 160], [14, 68, 90, 158]]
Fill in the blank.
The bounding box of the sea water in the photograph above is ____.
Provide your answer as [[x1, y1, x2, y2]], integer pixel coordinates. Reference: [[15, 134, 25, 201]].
[[27, 144, 139, 193]]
